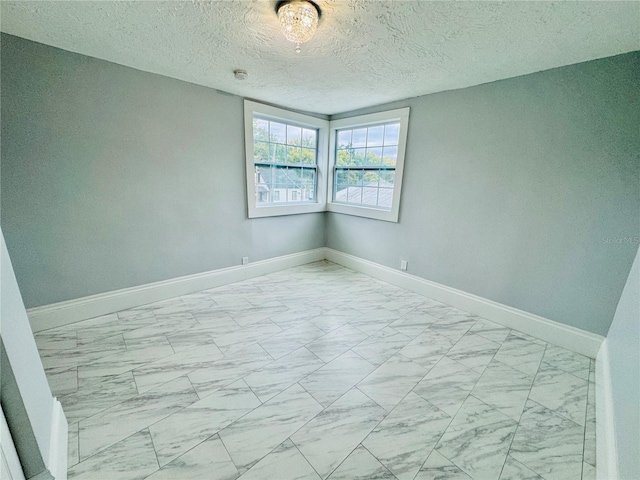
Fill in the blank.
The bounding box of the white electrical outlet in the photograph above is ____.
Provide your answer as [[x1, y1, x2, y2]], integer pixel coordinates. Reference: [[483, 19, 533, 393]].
[[242, 257, 249, 265], [400, 260, 408, 271]]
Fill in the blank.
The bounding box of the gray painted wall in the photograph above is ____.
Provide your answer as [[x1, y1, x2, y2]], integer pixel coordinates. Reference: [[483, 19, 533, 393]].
[[606, 246, 639, 479], [0, 229, 55, 478], [2, 34, 638, 337], [0, 34, 325, 308], [328, 52, 640, 336]]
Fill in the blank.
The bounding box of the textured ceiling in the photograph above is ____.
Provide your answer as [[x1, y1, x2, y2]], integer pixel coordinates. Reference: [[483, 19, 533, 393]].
[[1, 1, 638, 115]]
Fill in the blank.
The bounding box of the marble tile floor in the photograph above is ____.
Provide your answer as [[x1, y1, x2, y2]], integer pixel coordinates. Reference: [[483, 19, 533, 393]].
[[34, 261, 596, 480]]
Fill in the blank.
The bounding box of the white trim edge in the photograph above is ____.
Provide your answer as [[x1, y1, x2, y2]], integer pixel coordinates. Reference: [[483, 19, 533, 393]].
[[47, 399, 67, 480], [28, 249, 326, 332], [1, 406, 26, 480], [596, 340, 618, 480], [325, 248, 604, 358]]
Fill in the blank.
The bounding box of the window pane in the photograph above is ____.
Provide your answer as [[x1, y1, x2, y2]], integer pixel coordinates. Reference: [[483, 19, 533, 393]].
[[363, 170, 380, 185], [337, 130, 351, 148], [255, 165, 269, 186], [335, 170, 349, 185], [254, 141, 270, 163], [273, 144, 287, 164], [352, 148, 366, 165], [253, 119, 269, 142], [348, 187, 362, 204], [274, 166, 290, 184], [287, 125, 302, 145], [379, 169, 395, 185], [366, 126, 384, 147], [352, 128, 367, 147], [287, 146, 301, 164], [378, 188, 394, 208], [382, 146, 397, 166], [335, 184, 349, 203], [301, 148, 315, 165], [291, 167, 304, 185], [268, 144, 276, 163], [270, 122, 286, 143], [302, 128, 316, 148], [348, 170, 363, 186], [365, 147, 382, 166], [332, 166, 395, 210], [301, 168, 315, 182], [337, 149, 352, 166], [362, 186, 379, 206], [252, 165, 316, 204], [255, 165, 271, 204], [302, 168, 315, 200], [253, 118, 317, 170], [383, 123, 400, 146]]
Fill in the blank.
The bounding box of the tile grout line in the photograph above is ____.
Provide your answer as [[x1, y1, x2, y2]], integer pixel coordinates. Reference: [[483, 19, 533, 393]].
[[360, 443, 399, 480], [414, 326, 502, 479], [290, 439, 326, 480], [145, 427, 162, 475], [212, 433, 243, 477], [496, 341, 548, 480]]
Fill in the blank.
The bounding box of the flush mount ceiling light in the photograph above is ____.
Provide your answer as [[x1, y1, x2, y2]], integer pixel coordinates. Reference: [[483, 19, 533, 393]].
[[276, 0, 320, 53]]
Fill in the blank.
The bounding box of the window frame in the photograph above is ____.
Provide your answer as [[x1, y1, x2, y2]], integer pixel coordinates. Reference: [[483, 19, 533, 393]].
[[327, 107, 410, 222], [244, 100, 329, 219]]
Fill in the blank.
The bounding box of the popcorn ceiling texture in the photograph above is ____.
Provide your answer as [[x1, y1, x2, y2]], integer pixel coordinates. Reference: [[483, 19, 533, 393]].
[[1, 0, 638, 115]]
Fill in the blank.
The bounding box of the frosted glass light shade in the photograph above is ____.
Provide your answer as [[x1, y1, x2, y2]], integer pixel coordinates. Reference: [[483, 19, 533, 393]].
[[277, 0, 319, 52]]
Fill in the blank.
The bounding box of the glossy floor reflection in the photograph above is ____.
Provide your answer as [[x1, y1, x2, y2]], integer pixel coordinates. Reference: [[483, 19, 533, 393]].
[[35, 261, 596, 480]]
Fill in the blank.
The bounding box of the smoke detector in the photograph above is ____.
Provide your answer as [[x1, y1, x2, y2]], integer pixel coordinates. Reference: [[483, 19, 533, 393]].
[[233, 69, 248, 80]]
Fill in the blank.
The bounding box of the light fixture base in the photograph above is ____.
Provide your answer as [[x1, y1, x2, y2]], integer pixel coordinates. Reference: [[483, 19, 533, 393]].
[[275, 0, 321, 18]]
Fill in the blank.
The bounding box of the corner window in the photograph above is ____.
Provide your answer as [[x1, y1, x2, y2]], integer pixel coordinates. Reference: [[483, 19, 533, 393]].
[[244, 100, 328, 218], [244, 101, 408, 222], [328, 108, 410, 222]]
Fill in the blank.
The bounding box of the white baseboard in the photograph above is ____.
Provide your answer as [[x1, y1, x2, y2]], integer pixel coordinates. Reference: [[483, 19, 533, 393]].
[[596, 340, 618, 480], [29, 247, 603, 359], [325, 248, 604, 358], [28, 249, 326, 332], [47, 399, 67, 480]]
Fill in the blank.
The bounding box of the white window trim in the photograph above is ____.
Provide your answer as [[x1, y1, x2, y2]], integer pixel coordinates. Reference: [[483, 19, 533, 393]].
[[244, 101, 409, 222], [327, 107, 410, 223], [244, 100, 329, 219]]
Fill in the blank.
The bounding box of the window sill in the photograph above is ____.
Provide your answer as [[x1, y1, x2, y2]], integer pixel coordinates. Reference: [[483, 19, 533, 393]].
[[248, 202, 326, 219], [326, 201, 400, 222]]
